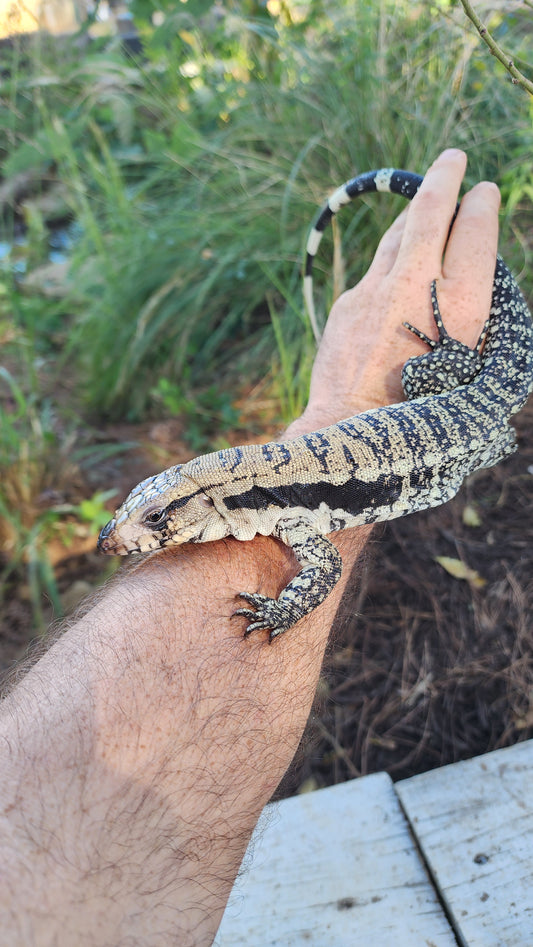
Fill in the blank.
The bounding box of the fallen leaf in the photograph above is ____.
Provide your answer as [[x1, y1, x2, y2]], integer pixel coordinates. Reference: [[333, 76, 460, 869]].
[[463, 503, 482, 527], [434, 556, 486, 588]]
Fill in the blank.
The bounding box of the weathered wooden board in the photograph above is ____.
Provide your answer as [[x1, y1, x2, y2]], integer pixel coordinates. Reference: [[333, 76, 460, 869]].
[[214, 772, 456, 946], [397, 740, 533, 947]]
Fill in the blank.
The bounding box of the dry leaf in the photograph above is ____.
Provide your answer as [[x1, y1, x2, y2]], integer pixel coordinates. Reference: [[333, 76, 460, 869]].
[[463, 503, 482, 527], [435, 556, 486, 588]]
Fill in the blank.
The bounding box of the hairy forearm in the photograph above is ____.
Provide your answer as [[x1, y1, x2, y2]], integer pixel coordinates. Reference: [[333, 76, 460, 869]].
[[0, 528, 369, 946]]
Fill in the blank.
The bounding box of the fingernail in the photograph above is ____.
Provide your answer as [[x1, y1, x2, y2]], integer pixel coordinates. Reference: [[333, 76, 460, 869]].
[[477, 180, 501, 205], [438, 148, 466, 160]]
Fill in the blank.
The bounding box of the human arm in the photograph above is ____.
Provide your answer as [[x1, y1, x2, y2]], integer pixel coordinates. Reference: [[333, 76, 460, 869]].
[[0, 149, 499, 946]]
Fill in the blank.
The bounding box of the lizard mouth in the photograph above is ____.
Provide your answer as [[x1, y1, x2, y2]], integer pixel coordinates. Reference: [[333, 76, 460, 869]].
[[97, 518, 117, 552], [97, 519, 137, 555], [97, 518, 194, 555]]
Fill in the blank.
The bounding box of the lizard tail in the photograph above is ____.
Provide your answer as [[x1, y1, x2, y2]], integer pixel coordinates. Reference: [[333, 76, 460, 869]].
[[304, 169, 423, 342]]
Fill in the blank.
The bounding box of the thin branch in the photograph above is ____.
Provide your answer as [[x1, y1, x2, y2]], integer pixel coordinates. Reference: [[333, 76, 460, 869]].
[[458, 0, 533, 97]]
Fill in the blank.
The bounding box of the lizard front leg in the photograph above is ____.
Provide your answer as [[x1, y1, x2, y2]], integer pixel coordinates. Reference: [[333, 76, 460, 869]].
[[234, 519, 343, 641]]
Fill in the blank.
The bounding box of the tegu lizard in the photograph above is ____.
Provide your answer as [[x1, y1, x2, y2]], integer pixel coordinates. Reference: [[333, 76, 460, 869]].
[[98, 169, 533, 640]]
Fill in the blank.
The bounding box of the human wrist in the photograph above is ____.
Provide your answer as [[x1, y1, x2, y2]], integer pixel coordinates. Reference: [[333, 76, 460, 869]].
[[283, 408, 342, 439]]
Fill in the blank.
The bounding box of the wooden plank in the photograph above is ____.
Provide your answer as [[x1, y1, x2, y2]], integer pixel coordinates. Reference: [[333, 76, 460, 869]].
[[214, 772, 456, 946], [397, 739, 533, 947]]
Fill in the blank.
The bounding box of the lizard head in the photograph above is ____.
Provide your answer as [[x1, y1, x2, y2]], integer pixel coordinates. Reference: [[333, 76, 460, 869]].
[[97, 465, 230, 555]]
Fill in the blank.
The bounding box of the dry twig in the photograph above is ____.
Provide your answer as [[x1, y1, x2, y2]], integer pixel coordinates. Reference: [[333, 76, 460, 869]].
[[459, 0, 533, 96]]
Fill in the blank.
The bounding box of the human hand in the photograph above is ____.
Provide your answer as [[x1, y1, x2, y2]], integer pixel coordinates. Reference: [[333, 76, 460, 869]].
[[286, 148, 500, 437]]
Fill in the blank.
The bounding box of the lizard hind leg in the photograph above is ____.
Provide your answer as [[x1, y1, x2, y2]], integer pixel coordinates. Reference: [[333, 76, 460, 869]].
[[401, 279, 486, 400]]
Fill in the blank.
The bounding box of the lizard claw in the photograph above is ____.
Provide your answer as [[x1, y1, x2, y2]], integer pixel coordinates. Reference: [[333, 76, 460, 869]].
[[232, 607, 267, 636], [233, 592, 295, 641]]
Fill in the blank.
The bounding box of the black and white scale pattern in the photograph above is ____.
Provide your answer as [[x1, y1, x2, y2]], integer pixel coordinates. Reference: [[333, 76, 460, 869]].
[[99, 169, 533, 640], [303, 168, 421, 342]]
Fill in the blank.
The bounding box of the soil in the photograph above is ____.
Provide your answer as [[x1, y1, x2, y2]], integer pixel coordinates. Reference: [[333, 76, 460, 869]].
[[1, 398, 532, 792]]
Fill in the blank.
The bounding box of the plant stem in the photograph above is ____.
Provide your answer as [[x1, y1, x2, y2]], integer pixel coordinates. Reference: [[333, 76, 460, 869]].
[[458, 0, 533, 96]]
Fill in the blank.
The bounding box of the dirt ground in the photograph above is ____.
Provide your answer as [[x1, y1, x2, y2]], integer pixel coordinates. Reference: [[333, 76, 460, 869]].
[[1, 399, 532, 792]]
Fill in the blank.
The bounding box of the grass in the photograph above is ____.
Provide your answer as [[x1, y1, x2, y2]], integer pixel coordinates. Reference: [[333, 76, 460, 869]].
[[0, 326, 71, 626], [64, 2, 533, 415], [1, 0, 532, 629]]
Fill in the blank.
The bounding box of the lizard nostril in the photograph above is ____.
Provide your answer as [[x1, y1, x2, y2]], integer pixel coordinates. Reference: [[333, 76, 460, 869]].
[[97, 519, 116, 552]]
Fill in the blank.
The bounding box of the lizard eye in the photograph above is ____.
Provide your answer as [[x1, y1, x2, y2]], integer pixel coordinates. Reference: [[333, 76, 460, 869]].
[[143, 508, 167, 528]]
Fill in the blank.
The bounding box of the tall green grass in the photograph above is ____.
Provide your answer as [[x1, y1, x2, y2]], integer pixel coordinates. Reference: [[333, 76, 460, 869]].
[[43, 0, 532, 416], [2, 0, 532, 419], [3, 3, 532, 420]]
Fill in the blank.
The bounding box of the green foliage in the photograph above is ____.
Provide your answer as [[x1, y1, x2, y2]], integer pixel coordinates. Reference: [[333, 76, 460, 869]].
[[0, 355, 60, 507], [0, 350, 64, 628], [72, 4, 533, 415], [74, 490, 119, 532], [151, 375, 241, 451], [262, 262, 315, 424], [0, 304, 116, 628], [4, 1, 532, 421]]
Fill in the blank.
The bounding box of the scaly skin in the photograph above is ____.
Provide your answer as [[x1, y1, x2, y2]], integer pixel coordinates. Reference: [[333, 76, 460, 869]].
[[98, 170, 533, 640]]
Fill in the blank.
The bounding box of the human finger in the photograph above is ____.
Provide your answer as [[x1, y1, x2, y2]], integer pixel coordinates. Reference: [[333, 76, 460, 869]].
[[442, 180, 500, 314], [393, 148, 467, 275], [365, 206, 409, 280], [419, 181, 500, 350]]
